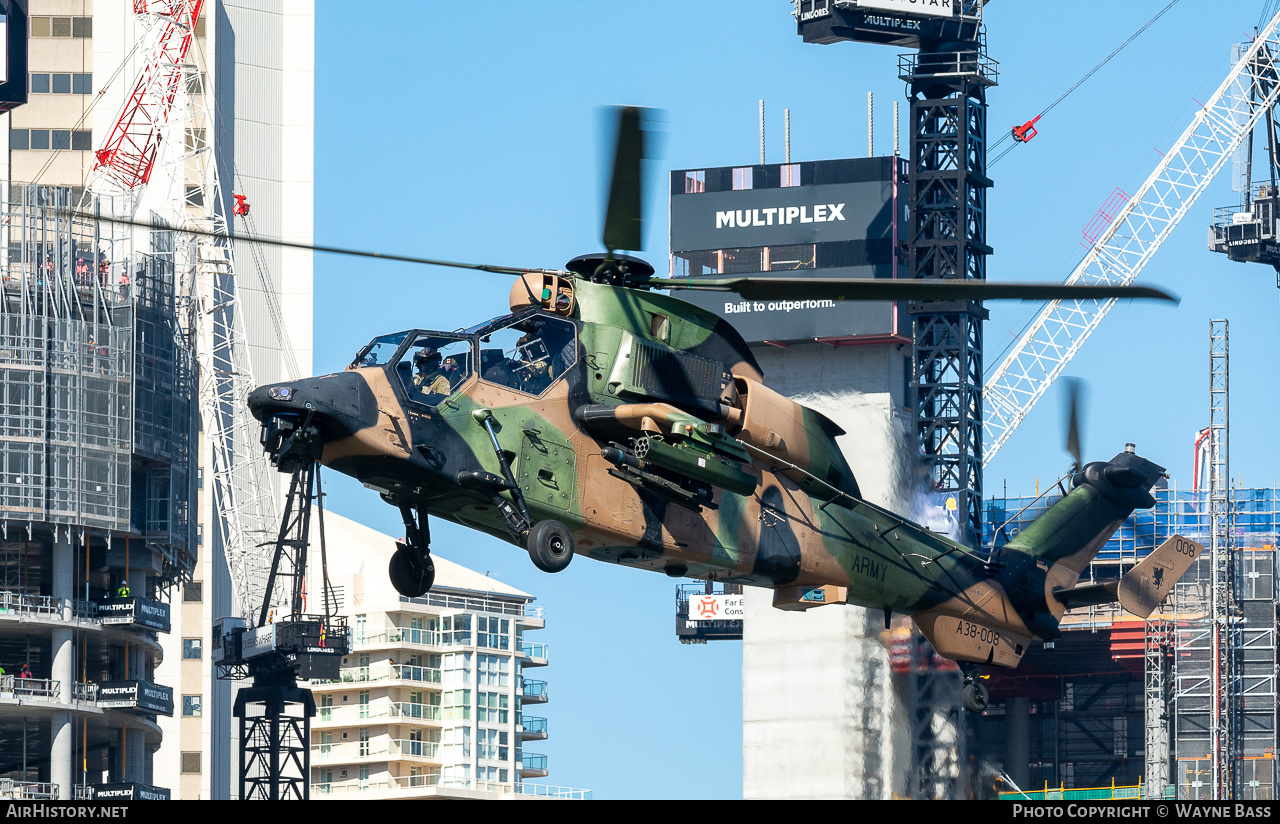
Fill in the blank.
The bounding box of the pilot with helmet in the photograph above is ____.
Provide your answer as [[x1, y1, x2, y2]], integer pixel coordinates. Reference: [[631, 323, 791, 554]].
[[413, 347, 452, 398]]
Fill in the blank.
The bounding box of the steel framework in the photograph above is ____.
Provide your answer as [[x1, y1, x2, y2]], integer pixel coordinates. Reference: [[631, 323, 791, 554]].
[[901, 46, 996, 548], [984, 14, 1280, 464], [1207, 319, 1236, 798]]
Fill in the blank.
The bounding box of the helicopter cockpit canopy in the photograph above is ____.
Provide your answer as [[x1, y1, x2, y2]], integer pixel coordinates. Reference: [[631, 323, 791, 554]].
[[352, 310, 578, 405], [474, 312, 577, 397], [353, 331, 474, 408]]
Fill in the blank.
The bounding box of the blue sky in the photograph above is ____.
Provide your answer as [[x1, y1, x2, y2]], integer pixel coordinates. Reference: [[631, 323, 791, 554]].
[[312, 1, 1280, 799]]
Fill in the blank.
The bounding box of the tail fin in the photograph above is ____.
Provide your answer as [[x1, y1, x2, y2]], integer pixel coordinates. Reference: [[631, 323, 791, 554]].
[[997, 448, 1166, 637], [1116, 534, 1204, 618]]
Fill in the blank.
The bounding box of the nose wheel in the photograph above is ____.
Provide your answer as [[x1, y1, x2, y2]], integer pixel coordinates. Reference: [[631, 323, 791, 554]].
[[389, 502, 434, 598], [389, 542, 435, 598]]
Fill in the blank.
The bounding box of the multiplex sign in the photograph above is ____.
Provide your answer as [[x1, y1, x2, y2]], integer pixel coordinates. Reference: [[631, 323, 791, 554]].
[[688, 594, 744, 622], [671, 181, 886, 249], [715, 203, 846, 229], [858, 0, 955, 18]]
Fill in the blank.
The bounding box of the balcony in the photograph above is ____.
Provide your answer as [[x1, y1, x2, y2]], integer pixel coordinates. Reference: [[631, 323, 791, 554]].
[[519, 678, 548, 705], [520, 752, 548, 779], [312, 774, 589, 800], [0, 676, 60, 701], [312, 739, 390, 764], [0, 591, 97, 623], [519, 716, 547, 741], [331, 662, 442, 686], [518, 640, 548, 667], [0, 779, 57, 800], [388, 702, 442, 722]]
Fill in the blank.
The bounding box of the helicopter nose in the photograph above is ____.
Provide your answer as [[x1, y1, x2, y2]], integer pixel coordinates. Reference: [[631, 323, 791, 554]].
[[247, 371, 379, 445]]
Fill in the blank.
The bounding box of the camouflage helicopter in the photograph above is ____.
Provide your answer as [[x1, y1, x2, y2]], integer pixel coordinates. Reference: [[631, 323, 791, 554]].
[[245, 108, 1200, 711]]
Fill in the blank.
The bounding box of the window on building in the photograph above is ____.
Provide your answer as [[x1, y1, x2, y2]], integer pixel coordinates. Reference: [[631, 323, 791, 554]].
[[477, 728, 510, 762], [358, 690, 370, 719], [358, 727, 370, 757], [442, 652, 471, 687], [477, 617, 509, 650], [478, 692, 509, 724], [183, 582, 202, 602], [732, 167, 753, 191], [781, 163, 801, 187], [11, 129, 92, 151], [181, 752, 201, 774], [73, 74, 92, 95], [182, 638, 202, 659], [182, 695, 202, 717], [478, 654, 509, 687], [29, 74, 49, 94], [684, 170, 705, 194], [442, 727, 471, 760], [443, 689, 471, 721], [441, 614, 471, 646]]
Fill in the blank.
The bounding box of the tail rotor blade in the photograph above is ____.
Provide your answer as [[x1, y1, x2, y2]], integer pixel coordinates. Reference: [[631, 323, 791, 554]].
[[1064, 377, 1085, 472]]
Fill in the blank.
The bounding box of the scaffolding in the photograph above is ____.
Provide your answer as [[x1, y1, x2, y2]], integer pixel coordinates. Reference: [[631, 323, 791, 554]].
[[0, 183, 195, 578], [983, 484, 1280, 799]]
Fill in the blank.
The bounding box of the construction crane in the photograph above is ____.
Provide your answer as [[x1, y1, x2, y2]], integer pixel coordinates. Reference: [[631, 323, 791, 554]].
[[88, 0, 340, 800], [88, 0, 287, 624], [983, 12, 1280, 464]]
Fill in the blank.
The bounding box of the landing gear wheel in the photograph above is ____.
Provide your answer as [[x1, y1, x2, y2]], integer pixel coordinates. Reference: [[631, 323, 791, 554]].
[[389, 545, 435, 597], [962, 679, 989, 713], [527, 520, 574, 573]]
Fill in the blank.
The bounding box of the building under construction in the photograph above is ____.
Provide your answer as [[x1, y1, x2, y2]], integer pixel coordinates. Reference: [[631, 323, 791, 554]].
[[0, 182, 193, 799], [980, 482, 1278, 800]]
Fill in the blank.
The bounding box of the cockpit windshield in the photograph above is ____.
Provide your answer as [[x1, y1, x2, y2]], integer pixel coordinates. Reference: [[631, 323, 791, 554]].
[[476, 313, 577, 397], [353, 332, 410, 369], [395, 333, 474, 408]]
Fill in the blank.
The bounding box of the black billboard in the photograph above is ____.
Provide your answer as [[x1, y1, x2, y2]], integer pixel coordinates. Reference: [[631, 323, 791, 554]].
[[669, 156, 907, 344], [97, 597, 171, 633], [97, 680, 174, 716], [0, 1, 27, 113]]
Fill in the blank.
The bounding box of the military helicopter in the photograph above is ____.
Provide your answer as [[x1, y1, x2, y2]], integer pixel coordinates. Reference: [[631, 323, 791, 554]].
[[245, 107, 1200, 711]]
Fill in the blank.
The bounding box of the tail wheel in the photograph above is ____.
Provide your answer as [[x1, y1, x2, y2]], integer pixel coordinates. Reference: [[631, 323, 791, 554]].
[[389, 546, 435, 597], [961, 680, 989, 714], [527, 520, 574, 573]]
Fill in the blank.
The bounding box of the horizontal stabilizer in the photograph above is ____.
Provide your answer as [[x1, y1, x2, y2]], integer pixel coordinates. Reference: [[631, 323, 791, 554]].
[[1053, 581, 1119, 610], [1117, 534, 1203, 618]]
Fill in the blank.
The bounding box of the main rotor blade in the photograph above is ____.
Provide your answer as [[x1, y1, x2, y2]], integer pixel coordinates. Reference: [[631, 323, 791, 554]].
[[1063, 377, 1085, 472], [54, 209, 561, 277], [601, 106, 649, 254], [657, 276, 1180, 304]]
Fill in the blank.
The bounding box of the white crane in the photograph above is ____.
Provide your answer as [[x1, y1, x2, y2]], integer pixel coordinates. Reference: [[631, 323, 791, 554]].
[[984, 12, 1280, 464], [89, 0, 282, 622]]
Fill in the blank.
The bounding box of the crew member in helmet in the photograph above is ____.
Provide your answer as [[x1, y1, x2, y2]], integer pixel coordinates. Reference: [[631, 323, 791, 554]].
[[413, 347, 452, 399]]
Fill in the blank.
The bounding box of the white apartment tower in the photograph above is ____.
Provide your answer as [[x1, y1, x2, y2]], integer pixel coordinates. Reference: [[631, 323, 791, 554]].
[[308, 512, 589, 800]]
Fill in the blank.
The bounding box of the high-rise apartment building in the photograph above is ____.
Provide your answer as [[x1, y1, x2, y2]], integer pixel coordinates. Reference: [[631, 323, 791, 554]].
[[0, 0, 314, 800], [308, 512, 589, 800]]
